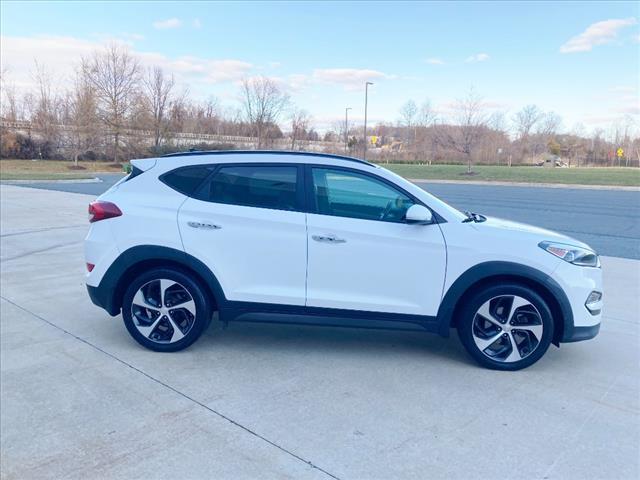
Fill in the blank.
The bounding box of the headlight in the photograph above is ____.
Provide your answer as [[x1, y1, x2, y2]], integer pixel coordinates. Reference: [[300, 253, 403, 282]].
[[538, 241, 600, 267]]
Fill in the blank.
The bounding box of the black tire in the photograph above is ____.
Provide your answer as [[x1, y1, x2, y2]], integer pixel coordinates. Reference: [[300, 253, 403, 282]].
[[457, 283, 554, 371], [122, 267, 211, 352]]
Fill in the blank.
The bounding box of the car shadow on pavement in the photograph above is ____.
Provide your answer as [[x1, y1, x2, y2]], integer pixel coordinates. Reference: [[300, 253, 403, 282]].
[[197, 319, 472, 366]]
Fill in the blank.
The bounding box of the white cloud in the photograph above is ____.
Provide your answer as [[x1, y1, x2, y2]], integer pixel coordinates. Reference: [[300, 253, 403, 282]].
[[136, 53, 252, 83], [425, 57, 444, 65], [560, 17, 638, 53], [465, 53, 490, 63], [192, 19, 202, 29], [287, 73, 309, 91], [312, 68, 391, 90], [0, 35, 253, 93], [153, 18, 183, 30], [609, 85, 637, 94]]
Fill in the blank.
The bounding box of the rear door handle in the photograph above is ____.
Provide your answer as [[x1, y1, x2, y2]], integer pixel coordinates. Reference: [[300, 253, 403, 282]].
[[312, 234, 346, 244], [188, 221, 221, 230]]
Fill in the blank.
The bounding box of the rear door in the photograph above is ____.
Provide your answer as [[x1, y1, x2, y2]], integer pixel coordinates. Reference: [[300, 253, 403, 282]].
[[177, 163, 307, 306], [305, 166, 447, 316]]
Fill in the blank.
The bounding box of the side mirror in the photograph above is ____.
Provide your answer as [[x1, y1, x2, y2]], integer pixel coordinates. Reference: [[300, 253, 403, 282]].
[[405, 204, 433, 225]]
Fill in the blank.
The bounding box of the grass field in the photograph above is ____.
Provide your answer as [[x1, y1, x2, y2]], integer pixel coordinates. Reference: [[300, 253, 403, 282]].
[[0, 160, 123, 180], [379, 163, 640, 187], [1, 159, 639, 186]]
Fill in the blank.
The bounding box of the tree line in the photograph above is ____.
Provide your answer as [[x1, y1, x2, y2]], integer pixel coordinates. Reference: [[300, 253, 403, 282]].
[[1, 43, 638, 167]]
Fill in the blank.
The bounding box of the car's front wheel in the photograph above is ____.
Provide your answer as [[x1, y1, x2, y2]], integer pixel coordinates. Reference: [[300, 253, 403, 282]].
[[122, 268, 211, 352], [457, 284, 554, 370]]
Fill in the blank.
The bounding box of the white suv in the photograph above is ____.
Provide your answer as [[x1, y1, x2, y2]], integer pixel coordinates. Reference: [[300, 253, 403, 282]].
[[85, 151, 603, 370]]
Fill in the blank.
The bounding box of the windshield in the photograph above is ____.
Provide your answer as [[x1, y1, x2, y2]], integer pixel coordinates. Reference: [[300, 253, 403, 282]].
[[373, 165, 468, 222]]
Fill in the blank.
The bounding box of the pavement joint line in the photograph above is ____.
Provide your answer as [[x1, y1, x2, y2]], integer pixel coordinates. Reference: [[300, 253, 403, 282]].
[[0, 295, 342, 480], [0, 225, 88, 238], [539, 373, 621, 479], [0, 240, 84, 263]]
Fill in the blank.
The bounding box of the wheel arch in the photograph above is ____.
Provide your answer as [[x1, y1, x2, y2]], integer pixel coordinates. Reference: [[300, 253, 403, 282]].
[[93, 245, 226, 316], [436, 262, 573, 345]]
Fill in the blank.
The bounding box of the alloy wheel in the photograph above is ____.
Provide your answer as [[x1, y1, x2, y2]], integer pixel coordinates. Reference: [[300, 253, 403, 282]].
[[472, 295, 544, 363], [130, 279, 196, 344]]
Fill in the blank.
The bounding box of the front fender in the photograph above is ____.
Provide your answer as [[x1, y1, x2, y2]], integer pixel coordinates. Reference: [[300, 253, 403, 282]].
[[435, 261, 574, 341]]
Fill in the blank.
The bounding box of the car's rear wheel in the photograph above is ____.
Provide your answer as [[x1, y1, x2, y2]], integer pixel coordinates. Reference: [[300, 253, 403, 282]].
[[122, 268, 211, 352], [457, 283, 554, 370]]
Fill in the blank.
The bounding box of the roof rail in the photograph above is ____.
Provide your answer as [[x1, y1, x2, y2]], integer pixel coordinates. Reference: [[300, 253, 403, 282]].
[[160, 149, 374, 166]]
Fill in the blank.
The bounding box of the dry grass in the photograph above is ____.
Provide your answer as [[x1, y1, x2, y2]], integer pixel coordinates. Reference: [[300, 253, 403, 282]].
[[0, 160, 124, 180]]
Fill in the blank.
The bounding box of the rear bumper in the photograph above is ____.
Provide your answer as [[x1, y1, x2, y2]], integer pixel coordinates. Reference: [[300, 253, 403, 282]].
[[87, 284, 120, 316]]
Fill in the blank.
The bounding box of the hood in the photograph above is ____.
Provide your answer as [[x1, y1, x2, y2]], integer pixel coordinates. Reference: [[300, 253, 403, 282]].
[[477, 216, 593, 250]]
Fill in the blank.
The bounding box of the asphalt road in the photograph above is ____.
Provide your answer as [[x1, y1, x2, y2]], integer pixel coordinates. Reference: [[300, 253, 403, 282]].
[[9, 173, 640, 259], [1, 184, 639, 479]]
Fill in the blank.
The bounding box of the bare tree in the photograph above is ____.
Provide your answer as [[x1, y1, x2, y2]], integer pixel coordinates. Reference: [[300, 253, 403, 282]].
[[240, 76, 290, 148], [289, 108, 311, 150], [81, 44, 140, 162], [418, 100, 436, 127], [31, 61, 60, 149], [399, 99, 417, 144], [142, 66, 176, 151], [439, 88, 487, 173], [66, 71, 100, 165], [513, 105, 543, 139], [536, 111, 562, 137], [0, 68, 19, 122]]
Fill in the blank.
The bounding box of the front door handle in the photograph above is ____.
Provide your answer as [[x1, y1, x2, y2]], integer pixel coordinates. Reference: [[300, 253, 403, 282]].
[[188, 221, 221, 230], [312, 234, 346, 244]]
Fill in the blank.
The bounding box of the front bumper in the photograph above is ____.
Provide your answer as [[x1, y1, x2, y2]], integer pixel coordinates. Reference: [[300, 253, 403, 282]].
[[563, 323, 601, 342], [552, 260, 603, 343]]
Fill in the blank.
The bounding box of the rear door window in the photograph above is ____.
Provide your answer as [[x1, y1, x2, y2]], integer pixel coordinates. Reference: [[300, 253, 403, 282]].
[[200, 165, 301, 211]]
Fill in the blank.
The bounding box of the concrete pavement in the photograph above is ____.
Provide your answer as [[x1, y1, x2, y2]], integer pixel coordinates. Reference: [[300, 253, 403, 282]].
[[1, 184, 639, 479]]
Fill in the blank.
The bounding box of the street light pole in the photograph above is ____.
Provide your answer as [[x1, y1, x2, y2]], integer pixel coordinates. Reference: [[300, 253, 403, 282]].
[[345, 107, 352, 153], [363, 81, 373, 160]]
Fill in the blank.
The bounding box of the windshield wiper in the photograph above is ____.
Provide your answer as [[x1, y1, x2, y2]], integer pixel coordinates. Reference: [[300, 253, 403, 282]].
[[462, 211, 486, 223]]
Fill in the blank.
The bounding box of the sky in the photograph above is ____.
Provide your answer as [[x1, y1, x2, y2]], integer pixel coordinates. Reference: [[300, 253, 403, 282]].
[[1, 1, 639, 133]]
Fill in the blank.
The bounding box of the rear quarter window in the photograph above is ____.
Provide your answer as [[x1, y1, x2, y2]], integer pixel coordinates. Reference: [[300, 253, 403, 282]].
[[161, 166, 212, 196]]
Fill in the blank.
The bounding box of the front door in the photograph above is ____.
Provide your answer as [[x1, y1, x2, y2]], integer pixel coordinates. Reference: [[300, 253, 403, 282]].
[[305, 167, 446, 316]]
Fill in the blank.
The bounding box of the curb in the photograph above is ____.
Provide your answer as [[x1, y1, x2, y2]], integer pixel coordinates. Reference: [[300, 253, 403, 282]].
[[408, 178, 640, 191], [1, 177, 102, 185]]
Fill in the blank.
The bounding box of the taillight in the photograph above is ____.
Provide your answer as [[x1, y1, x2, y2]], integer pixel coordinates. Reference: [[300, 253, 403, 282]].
[[88, 201, 122, 223], [86, 263, 95, 272]]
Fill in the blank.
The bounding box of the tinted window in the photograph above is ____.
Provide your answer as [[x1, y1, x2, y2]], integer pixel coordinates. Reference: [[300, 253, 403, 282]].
[[204, 165, 299, 211], [162, 166, 211, 196], [312, 168, 414, 222]]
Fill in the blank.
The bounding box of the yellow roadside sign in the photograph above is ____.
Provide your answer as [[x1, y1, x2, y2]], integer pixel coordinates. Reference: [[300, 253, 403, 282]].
[[617, 148, 624, 158], [370, 135, 378, 145]]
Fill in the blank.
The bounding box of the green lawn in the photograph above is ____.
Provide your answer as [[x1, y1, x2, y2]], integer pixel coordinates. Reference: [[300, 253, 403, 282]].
[[378, 164, 640, 187]]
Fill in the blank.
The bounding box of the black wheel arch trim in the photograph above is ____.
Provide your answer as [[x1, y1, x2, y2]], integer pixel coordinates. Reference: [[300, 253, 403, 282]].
[[436, 261, 575, 343], [87, 245, 226, 316]]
